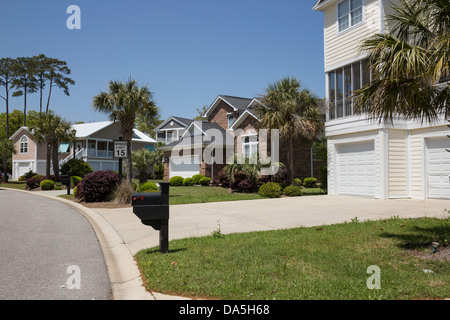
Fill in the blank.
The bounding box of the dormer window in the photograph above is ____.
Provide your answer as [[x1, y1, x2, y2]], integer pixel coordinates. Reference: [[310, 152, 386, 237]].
[[338, 0, 363, 33], [227, 114, 234, 129]]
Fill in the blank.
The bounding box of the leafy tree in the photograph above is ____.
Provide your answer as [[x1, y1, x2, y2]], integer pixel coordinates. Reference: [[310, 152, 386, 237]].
[[193, 105, 209, 120], [44, 57, 75, 113], [353, 0, 450, 123], [29, 111, 75, 179], [93, 78, 158, 185], [258, 77, 324, 184], [10, 57, 38, 126]]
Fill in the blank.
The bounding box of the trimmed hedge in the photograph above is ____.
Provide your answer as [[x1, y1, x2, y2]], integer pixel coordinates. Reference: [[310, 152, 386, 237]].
[[169, 176, 184, 186], [303, 177, 318, 188], [199, 176, 211, 186], [40, 179, 55, 191], [192, 174, 205, 185], [183, 177, 194, 186], [137, 182, 158, 192], [284, 185, 302, 197], [258, 182, 282, 198], [70, 176, 82, 187]]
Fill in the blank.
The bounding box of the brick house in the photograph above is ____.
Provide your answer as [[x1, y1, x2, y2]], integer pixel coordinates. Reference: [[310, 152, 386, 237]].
[[161, 95, 320, 182]]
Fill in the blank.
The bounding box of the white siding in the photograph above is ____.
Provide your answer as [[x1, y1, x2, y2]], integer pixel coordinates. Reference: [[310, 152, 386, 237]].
[[324, 0, 380, 70], [388, 130, 408, 198]]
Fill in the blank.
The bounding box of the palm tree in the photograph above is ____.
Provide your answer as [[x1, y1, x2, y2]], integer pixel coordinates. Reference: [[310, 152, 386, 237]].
[[30, 111, 74, 179], [258, 77, 324, 184], [353, 0, 450, 124], [132, 148, 153, 183], [93, 78, 158, 185]]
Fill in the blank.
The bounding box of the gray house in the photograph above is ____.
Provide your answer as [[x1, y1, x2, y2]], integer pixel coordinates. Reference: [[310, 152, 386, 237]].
[[154, 116, 194, 144]]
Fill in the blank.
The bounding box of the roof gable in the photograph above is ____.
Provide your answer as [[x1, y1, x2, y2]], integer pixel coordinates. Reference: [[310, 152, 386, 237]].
[[204, 95, 255, 118]]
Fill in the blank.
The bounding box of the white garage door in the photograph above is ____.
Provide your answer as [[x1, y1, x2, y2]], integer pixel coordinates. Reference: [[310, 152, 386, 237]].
[[336, 141, 376, 197], [169, 156, 200, 179], [427, 139, 450, 199], [17, 162, 32, 179]]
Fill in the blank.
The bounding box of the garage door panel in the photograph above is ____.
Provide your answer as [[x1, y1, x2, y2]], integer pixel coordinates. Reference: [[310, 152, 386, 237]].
[[426, 138, 450, 199], [169, 156, 200, 179], [337, 141, 376, 197]]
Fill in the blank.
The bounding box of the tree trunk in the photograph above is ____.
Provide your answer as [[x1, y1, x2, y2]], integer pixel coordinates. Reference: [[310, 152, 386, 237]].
[[23, 81, 27, 126], [46, 142, 51, 178], [2, 85, 9, 183], [46, 78, 53, 113], [288, 136, 294, 185], [51, 141, 60, 181], [126, 139, 133, 186]]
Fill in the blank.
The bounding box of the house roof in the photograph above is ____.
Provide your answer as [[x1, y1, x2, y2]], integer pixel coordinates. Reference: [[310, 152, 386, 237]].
[[154, 116, 194, 132], [204, 95, 261, 118], [312, 0, 336, 11], [160, 121, 234, 150], [10, 121, 156, 144]]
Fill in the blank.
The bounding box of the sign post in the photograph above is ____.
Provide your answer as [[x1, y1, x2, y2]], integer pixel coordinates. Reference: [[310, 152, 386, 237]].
[[114, 139, 128, 183]]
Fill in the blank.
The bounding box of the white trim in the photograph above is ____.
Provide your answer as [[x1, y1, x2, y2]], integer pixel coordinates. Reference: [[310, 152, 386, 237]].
[[181, 122, 207, 138], [379, 0, 385, 34], [230, 110, 260, 130], [155, 116, 190, 132]]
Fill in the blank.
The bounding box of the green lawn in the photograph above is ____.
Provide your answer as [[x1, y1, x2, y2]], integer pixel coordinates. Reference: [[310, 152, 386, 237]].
[[167, 186, 263, 205], [135, 217, 450, 300], [0, 182, 26, 190]]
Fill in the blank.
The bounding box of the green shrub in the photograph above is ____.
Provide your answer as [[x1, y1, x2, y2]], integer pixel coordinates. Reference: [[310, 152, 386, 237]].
[[70, 176, 82, 187], [293, 178, 302, 187], [284, 185, 302, 197], [183, 177, 194, 186], [137, 181, 158, 192], [199, 177, 211, 186], [303, 177, 318, 188], [169, 176, 184, 186], [26, 175, 45, 190], [192, 174, 205, 185], [60, 158, 93, 177], [258, 182, 282, 198], [40, 179, 55, 191]]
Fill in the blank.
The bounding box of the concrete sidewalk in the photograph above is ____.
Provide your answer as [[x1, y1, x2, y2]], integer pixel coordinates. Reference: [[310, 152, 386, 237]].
[[6, 188, 450, 300]]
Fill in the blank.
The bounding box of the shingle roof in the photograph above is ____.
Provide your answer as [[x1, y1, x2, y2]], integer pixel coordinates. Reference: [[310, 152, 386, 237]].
[[171, 116, 194, 127], [218, 95, 253, 110], [161, 121, 234, 149]]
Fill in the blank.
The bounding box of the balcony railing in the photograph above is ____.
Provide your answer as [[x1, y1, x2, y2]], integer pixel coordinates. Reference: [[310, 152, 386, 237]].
[[86, 148, 114, 158]]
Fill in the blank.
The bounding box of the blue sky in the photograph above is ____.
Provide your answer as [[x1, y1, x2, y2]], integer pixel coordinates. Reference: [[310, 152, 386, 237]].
[[0, 0, 325, 124]]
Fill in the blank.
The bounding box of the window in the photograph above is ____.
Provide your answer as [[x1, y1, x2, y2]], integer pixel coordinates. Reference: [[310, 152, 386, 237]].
[[20, 136, 28, 154], [338, 0, 363, 33], [227, 114, 234, 128], [327, 59, 371, 120], [242, 135, 258, 159]]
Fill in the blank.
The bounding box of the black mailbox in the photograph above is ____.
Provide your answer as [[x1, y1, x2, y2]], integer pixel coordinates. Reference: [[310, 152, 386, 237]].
[[60, 174, 71, 195], [131, 182, 170, 253]]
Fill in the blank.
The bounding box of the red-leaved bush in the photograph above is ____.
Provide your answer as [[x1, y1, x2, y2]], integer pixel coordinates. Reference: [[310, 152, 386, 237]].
[[77, 170, 119, 202]]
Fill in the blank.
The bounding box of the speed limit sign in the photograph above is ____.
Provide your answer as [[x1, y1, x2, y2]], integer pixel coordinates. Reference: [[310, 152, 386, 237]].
[[113, 140, 128, 158]]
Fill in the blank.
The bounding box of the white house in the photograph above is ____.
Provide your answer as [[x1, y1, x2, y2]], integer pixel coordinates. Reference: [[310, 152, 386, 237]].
[[313, 0, 450, 199], [10, 121, 157, 179]]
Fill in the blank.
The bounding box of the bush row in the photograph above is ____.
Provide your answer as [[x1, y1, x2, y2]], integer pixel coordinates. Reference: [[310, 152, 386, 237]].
[[168, 174, 211, 187]]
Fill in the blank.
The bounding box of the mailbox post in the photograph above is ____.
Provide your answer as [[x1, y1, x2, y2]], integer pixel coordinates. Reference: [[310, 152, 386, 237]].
[[131, 182, 170, 253]]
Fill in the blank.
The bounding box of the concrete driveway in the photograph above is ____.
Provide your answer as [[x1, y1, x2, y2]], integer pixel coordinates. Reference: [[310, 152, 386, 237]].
[[92, 195, 450, 256]]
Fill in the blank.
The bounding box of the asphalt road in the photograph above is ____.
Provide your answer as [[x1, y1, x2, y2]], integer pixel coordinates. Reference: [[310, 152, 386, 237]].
[[0, 189, 112, 300]]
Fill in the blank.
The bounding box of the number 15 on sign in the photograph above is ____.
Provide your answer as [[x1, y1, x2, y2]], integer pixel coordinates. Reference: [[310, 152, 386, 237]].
[[114, 141, 128, 158]]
